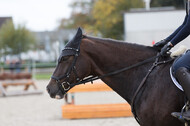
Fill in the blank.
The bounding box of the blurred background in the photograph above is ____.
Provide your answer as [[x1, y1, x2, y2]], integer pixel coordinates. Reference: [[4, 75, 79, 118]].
[[0, 0, 189, 126], [0, 0, 188, 77]]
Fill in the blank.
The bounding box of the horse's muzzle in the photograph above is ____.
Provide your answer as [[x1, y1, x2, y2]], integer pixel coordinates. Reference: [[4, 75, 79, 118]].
[[46, 84, 65, 99]]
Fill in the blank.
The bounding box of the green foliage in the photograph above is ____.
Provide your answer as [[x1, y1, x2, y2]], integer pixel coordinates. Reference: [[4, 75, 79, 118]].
[[0, 20, 36, 55], [59, 13, 95, 30], [92, 0, 144, 39], [58, 0, 143, 39], [58, 0, 95, 31]]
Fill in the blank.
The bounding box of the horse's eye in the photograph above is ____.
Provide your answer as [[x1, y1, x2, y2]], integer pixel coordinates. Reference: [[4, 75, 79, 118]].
[[58, 56, 70, 63], [62, 56, 69, 61]]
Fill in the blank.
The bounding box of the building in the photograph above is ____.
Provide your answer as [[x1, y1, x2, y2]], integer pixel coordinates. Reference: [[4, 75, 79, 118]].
[[27, 29, 76, 62], [124, 7, 190, 49], [34, 29, 76, 52]]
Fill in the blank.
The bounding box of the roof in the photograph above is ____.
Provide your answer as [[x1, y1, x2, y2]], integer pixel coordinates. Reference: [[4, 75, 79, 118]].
[[0, 17, 12, 28], [128, 7, 176, 13]]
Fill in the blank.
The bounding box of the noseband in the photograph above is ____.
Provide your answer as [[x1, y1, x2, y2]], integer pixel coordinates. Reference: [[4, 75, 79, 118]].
[[51, 47, 80, 93]]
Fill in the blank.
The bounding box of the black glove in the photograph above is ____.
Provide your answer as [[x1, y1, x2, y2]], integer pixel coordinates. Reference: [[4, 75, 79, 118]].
[[153, 39, 168, 50], [160, 42, 173, 56]]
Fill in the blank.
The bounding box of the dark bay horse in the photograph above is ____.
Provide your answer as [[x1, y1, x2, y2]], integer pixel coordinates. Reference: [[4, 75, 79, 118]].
[[47, 28, 185, 126]]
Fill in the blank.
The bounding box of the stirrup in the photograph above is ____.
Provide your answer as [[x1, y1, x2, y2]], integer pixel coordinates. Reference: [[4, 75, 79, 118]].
[[172, 101, 190, 124]]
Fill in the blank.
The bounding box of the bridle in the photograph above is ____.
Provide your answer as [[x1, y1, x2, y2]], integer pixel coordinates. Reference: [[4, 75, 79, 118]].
[[51, 44, 161, 94], [51, 47, 80, 93]]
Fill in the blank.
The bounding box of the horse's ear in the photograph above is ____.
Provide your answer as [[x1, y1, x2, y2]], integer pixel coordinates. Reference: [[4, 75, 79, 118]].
[[77, 27, 83, 35], [61, 27, 83, 57], [75, 27, 83, 40]]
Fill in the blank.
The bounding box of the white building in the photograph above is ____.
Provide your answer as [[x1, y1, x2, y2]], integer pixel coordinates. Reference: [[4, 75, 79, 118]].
[[124, 7, 190, 49]]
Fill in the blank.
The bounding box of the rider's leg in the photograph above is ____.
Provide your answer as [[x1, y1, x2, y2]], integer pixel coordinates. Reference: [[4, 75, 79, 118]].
[[176, 67, 190, 101], [172, 50, 190, 77], [172, 67, 190, 120]]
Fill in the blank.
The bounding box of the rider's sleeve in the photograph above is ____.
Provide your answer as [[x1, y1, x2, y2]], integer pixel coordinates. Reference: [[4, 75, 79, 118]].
[[170, 11, 190, 46], [186, 0, 190, 15], [165, 14, 188, 42]]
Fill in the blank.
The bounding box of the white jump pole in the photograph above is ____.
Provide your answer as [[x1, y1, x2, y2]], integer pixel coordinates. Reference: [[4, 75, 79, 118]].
[[143, 0, 151, 10]]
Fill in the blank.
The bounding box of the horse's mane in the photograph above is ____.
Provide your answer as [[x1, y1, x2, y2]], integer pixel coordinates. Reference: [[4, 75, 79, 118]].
[[83, 35, 157, 53]]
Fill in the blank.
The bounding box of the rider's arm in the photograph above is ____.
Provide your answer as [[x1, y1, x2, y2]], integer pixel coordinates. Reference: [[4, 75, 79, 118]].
[[170, 11, 190, 46], [165, 14, 188, 42]]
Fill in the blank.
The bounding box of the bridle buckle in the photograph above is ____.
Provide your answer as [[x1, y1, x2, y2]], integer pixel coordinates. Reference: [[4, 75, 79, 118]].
[[61, 82, 71, 91]]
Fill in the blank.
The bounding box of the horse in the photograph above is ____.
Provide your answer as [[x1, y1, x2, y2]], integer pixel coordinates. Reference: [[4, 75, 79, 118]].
[[47, 28, 186, 126]]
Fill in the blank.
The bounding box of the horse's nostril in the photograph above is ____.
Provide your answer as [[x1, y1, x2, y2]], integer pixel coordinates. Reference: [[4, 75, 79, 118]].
[[46, 87, 50, 93]]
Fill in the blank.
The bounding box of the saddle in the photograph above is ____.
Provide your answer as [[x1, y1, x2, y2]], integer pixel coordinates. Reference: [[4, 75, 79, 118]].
[[169, 47, 190, 125], [170, 67, 184, 91], [170, 45, 188, 91]]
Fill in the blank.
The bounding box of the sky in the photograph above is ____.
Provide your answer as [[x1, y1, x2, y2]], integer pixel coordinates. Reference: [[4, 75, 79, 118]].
[[0, 0, 73, 31]]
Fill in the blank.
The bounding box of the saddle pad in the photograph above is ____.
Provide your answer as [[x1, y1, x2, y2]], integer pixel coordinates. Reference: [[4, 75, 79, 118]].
[[170, 67, 184, 91]]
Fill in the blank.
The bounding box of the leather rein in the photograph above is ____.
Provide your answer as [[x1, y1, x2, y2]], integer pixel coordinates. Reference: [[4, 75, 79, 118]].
[[51, 47, 174, 124], [51, 47, 159, 92]]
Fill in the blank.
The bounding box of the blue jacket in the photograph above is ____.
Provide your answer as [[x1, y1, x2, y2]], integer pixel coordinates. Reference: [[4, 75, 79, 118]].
[[165, 2, 190, 46]]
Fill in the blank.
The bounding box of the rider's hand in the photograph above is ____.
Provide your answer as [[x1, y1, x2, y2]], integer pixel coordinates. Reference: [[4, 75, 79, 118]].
[[153, 39, 168, 50], [160, 42, 173, 56]]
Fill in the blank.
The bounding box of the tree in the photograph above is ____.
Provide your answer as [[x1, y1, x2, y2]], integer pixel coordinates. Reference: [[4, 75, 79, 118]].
[[92, 0, 144, 39], [58, 0, 95, 30], [58, 0, 144, 39], [0, 20, 36, 57]]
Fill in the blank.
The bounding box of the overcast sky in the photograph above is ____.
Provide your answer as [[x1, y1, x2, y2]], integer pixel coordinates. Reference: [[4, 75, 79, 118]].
[[0, 0, 73, 31]]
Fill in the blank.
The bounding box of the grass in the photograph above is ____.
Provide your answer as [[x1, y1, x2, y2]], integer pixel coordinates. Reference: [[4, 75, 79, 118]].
[[34, 73, 52, 80]]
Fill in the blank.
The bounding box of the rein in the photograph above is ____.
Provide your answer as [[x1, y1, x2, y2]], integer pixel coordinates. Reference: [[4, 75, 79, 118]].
[[73, 55, 160, 85], [51, 47, 161, 92], [131, 54, 174, 124]]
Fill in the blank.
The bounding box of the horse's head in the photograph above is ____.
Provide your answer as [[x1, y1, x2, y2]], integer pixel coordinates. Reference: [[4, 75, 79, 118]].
[[46, 28, 91, 99]]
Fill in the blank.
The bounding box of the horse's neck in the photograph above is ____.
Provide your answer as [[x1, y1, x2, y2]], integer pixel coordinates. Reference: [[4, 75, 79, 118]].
[[82, 38, 157, 104]]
